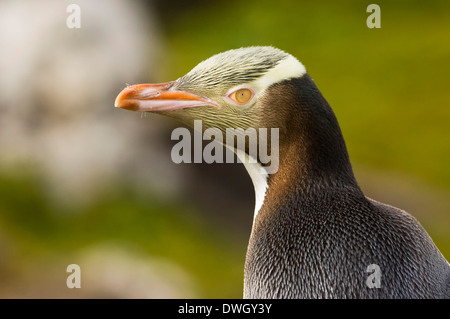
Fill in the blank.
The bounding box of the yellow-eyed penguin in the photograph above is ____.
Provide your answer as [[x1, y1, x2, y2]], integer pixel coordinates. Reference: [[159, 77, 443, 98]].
[[115, 46, 450, 298]]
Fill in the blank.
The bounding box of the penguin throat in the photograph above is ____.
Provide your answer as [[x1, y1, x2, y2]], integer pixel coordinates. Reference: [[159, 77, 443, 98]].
[[228, 146, 269, 224]]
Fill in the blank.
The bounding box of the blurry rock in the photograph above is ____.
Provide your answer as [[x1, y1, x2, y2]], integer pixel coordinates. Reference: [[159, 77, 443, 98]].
[[77, 244, 198, 298], [0, 0, 184, 206], [0, 243, 198, 298]]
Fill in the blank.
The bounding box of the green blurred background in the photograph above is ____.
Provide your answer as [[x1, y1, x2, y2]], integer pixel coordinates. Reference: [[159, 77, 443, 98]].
[[0, 0, 449, 298]]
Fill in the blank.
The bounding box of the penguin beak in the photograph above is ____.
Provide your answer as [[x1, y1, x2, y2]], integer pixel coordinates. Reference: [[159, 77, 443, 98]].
[[115, 82, 220, 112]]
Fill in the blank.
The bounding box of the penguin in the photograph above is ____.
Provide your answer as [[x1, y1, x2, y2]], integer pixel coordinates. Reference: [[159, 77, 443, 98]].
[[115, 46, 450, 298]]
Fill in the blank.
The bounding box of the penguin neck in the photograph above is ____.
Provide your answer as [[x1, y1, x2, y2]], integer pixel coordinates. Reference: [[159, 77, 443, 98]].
[[247, 75, 361, 223], [233, 148, 269, 223]]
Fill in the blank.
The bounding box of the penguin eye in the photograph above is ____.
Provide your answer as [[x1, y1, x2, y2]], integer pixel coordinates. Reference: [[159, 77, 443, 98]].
[[228, 88, 254, 105]]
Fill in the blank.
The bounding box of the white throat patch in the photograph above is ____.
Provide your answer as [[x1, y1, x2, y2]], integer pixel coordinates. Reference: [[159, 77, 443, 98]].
[[232, 148, 269, 225]]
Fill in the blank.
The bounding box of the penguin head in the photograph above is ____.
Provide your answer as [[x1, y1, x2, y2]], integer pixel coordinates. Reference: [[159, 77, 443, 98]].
[[115, 46, 356, 192], [115, 46, 307, 134]]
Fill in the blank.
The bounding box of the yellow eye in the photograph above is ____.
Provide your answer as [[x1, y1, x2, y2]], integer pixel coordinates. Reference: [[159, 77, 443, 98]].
[[229, 88, 254, 104]]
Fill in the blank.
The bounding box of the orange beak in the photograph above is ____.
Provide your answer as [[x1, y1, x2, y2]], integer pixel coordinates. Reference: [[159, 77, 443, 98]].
[[115, 81, 219, 112]]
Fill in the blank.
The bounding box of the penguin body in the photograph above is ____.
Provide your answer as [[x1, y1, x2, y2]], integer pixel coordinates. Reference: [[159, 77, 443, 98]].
[[115, 47, 450, 298], [246, 176, 450, 298]]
